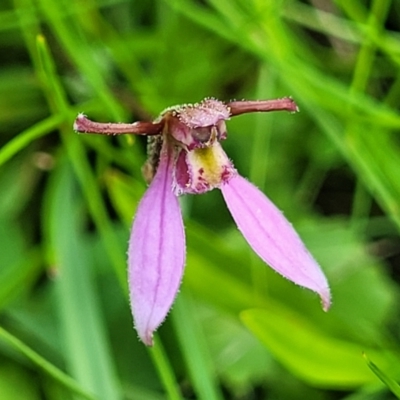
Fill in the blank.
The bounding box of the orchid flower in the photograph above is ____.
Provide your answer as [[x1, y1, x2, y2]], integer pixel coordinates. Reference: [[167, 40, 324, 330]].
[[74, 97, 331, 346]]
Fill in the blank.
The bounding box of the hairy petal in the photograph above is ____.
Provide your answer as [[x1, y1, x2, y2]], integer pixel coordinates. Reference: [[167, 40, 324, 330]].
[[129, 142, 185, 345], [221, 175, 331, 310]]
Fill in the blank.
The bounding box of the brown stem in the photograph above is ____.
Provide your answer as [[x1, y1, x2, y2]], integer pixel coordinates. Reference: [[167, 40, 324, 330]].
[[227, 98, 298, 116], [73, 114, 163, 135]]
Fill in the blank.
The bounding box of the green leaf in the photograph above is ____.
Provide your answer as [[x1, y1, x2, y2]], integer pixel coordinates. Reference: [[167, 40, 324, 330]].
[[241, 306, 389, 388], [364, 354, 400, 399], [0, 361, 41, 400], [196, 303, 273, 393]]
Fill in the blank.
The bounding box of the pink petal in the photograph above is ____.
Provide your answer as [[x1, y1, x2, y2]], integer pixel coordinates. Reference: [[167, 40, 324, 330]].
[[221, 175, 331, 310], [129, 142, 185, 345]]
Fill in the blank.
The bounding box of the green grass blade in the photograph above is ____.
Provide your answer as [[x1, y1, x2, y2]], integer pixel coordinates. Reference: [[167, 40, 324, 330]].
[[171, 291, 225, 400], [148, 338, 184, 400], [46, 159, 122, 400], [0, 326, 96, 400], [364, 354, 400, 398], [35, 32, 127, 290], [37, 0, 126, 120], [0, 115, 62, 167]]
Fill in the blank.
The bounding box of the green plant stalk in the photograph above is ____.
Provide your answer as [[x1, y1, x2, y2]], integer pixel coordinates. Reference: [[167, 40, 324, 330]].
[[148, 338, 185, 400]]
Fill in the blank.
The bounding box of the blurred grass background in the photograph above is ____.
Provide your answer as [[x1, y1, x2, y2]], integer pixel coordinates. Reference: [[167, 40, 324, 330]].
[[1, 0, 400, 399]]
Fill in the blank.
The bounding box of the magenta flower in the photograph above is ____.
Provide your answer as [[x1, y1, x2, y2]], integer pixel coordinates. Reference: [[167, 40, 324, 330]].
[[74, 97, 331, 345]]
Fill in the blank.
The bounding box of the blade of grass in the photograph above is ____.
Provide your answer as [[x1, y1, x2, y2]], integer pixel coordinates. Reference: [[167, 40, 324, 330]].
[[0, 100, 100, 168], [363, 354, 400, 398], [35, 33, 127, 289], [0, 326, 96, 400], [167, 0, 400, 129], [45, 158, 122, 400], [171, 291, 225, 400], [37, 32, 123, 400], [0, 115, 61, 167], [305, 103, 400, 230], [347, 0, 392, 97], [68, 0, 160, 113], [3, 0, 129, 32], [38, 0, 126, 120], [148, 338, 184, 400], [345, 0, 392, 228], [282, 2, 360, 44]]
